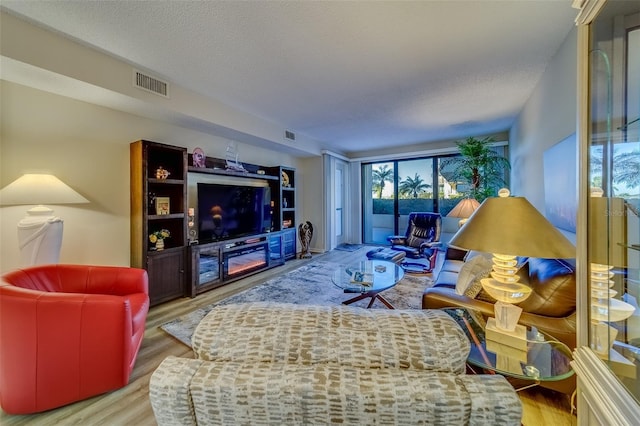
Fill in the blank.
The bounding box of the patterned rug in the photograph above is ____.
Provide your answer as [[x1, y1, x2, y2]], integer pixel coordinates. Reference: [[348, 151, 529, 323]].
[[160, 259, 434, 347]]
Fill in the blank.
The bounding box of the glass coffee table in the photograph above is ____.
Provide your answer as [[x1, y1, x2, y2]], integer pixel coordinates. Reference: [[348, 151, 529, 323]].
[[442, 307, 574, 390], [332, 260, 404, 309]]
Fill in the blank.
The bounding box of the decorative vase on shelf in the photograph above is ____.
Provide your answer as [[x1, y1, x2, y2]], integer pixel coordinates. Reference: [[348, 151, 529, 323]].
[[155, 239, 165, 251], [155, 167, 170, 180], [298, 221, 313, 259]]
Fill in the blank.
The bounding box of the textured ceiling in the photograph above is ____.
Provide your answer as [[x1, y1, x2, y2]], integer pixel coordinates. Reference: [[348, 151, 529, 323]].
[[1, 1, 577, 154]]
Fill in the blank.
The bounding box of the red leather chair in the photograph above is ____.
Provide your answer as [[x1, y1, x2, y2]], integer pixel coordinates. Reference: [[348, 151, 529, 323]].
[[0, 264, 149, 414]]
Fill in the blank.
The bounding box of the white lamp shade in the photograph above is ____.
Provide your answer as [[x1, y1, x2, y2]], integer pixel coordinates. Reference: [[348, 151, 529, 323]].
[[447, 198, 481, 218], [1, 174, 88, 266], [0, 174, 88, 205]]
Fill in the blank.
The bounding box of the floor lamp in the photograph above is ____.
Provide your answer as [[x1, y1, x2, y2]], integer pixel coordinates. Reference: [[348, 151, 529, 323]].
[[0, 174, 89, 266]]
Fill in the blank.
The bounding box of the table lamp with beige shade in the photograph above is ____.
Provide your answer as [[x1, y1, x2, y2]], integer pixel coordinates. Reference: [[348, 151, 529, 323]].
[[447, 197, 481, 227], [449, 189, 576, 343], [0, 174, 89, 266], [588, 194, 634, 355]]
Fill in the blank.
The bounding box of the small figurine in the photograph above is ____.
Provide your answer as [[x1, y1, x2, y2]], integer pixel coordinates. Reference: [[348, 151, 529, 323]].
[[281, 170, 290, 187], [298, 221, 313, 259], [192, 147, 206, 167], [225, 142, 247, 172], [156, 167, 170, 179]]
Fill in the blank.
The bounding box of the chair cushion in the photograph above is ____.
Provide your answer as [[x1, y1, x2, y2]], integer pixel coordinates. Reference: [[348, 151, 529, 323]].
[[516, 258, 576, 317], [404, 213, 441, 247], [391, 244, 421, 258], [441, 259, 465, 274], [366, 248, 406, 263], [405, 226, 436, 248], [455, 256, 493, 298]]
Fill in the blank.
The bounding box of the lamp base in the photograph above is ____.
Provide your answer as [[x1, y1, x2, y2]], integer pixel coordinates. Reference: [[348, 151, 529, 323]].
[[17, 206, 64, 266], [496, 353, 526, 375], [493, 300, 524, 331], [486, 338, 527, 362], [595, 347, 636, 378], [590, 321, 618, 356], [486, 317, 528, 351]]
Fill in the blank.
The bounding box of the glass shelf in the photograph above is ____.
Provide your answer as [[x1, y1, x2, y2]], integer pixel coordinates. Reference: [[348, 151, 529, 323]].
[[617, 117, 640, 131], [586, 7, 640, 404]]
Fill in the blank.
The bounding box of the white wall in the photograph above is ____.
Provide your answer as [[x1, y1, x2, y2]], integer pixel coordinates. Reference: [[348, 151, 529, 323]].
[[509, 27, 578, 244], [0, 81, 300, 272], [0, 11, 323, 158], [299, 156, 324, 253]]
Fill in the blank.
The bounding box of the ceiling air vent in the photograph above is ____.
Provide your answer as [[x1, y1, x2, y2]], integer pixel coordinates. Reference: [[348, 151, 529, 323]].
[[285, 130, 296, 141], [133, 69, 169, 98]]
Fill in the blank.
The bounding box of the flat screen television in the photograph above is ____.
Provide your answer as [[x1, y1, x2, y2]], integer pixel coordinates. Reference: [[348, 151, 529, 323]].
[[197, 183, 272, 242]]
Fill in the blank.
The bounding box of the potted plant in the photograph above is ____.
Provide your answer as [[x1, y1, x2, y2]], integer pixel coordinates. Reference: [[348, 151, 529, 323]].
[[439, 136, 511, 202], [149, 229, 171, 250]]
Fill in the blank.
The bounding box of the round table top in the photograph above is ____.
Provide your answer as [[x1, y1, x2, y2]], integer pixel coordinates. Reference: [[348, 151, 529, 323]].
[[442, 307, 575, 382], [332, 259, 404, 294]]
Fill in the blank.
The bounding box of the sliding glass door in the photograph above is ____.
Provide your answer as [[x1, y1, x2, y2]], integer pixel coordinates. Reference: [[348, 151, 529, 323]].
[[362, 162, 394, 244], [396, 159, 434, 235], [362, 155, 463, 244]]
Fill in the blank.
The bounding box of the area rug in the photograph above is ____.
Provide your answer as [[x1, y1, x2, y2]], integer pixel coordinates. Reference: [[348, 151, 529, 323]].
[[334, 243, 363, 252], [160, 259, 433, 347]]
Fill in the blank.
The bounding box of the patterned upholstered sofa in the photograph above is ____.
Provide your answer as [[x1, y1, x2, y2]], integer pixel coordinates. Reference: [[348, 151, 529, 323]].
[[150, 302, 522, 425]]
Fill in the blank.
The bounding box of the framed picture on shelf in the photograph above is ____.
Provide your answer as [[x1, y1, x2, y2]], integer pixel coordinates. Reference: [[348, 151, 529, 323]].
[[192, 147, 206, 167], [155, 197, 170, 215]]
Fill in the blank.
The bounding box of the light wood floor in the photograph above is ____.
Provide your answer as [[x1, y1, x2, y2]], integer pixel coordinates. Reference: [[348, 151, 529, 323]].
[[1, 248, 576, 425]]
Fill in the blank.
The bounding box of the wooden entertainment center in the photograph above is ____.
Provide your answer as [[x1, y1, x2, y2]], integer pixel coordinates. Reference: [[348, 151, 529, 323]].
[[130, 140, 297, 306]]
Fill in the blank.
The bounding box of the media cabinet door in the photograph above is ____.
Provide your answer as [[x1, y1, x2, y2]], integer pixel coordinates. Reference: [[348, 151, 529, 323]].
[[146, 248, 186, 305], [268, 233, 285, 266], [283, 228, 297, 260], [189, 242, 223, 297]]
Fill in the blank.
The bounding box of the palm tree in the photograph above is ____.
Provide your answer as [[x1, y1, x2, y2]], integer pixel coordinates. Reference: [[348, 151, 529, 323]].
[[589, 145, 603, 189], [399, 173, 430, 198], [613, 149, 640, 189], [439, 136, 510, 201], [372, 164, 394, 198], [591, 147, 638, 195]]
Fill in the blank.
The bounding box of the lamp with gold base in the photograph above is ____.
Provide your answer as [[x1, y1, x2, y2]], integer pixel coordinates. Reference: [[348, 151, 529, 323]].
[[588, 195, 633, 356], [449, 189, 575, 343]]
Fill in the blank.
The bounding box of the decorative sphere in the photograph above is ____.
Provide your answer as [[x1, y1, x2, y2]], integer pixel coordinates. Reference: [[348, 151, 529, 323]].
[[498, 188, 510, 198]]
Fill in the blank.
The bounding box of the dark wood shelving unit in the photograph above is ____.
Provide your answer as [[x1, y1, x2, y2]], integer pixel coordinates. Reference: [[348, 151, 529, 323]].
[[131, 143, 298, 304], [130, 140, 188, 306], [268, 166, 297, 259], [130, 145, 297, 306]]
